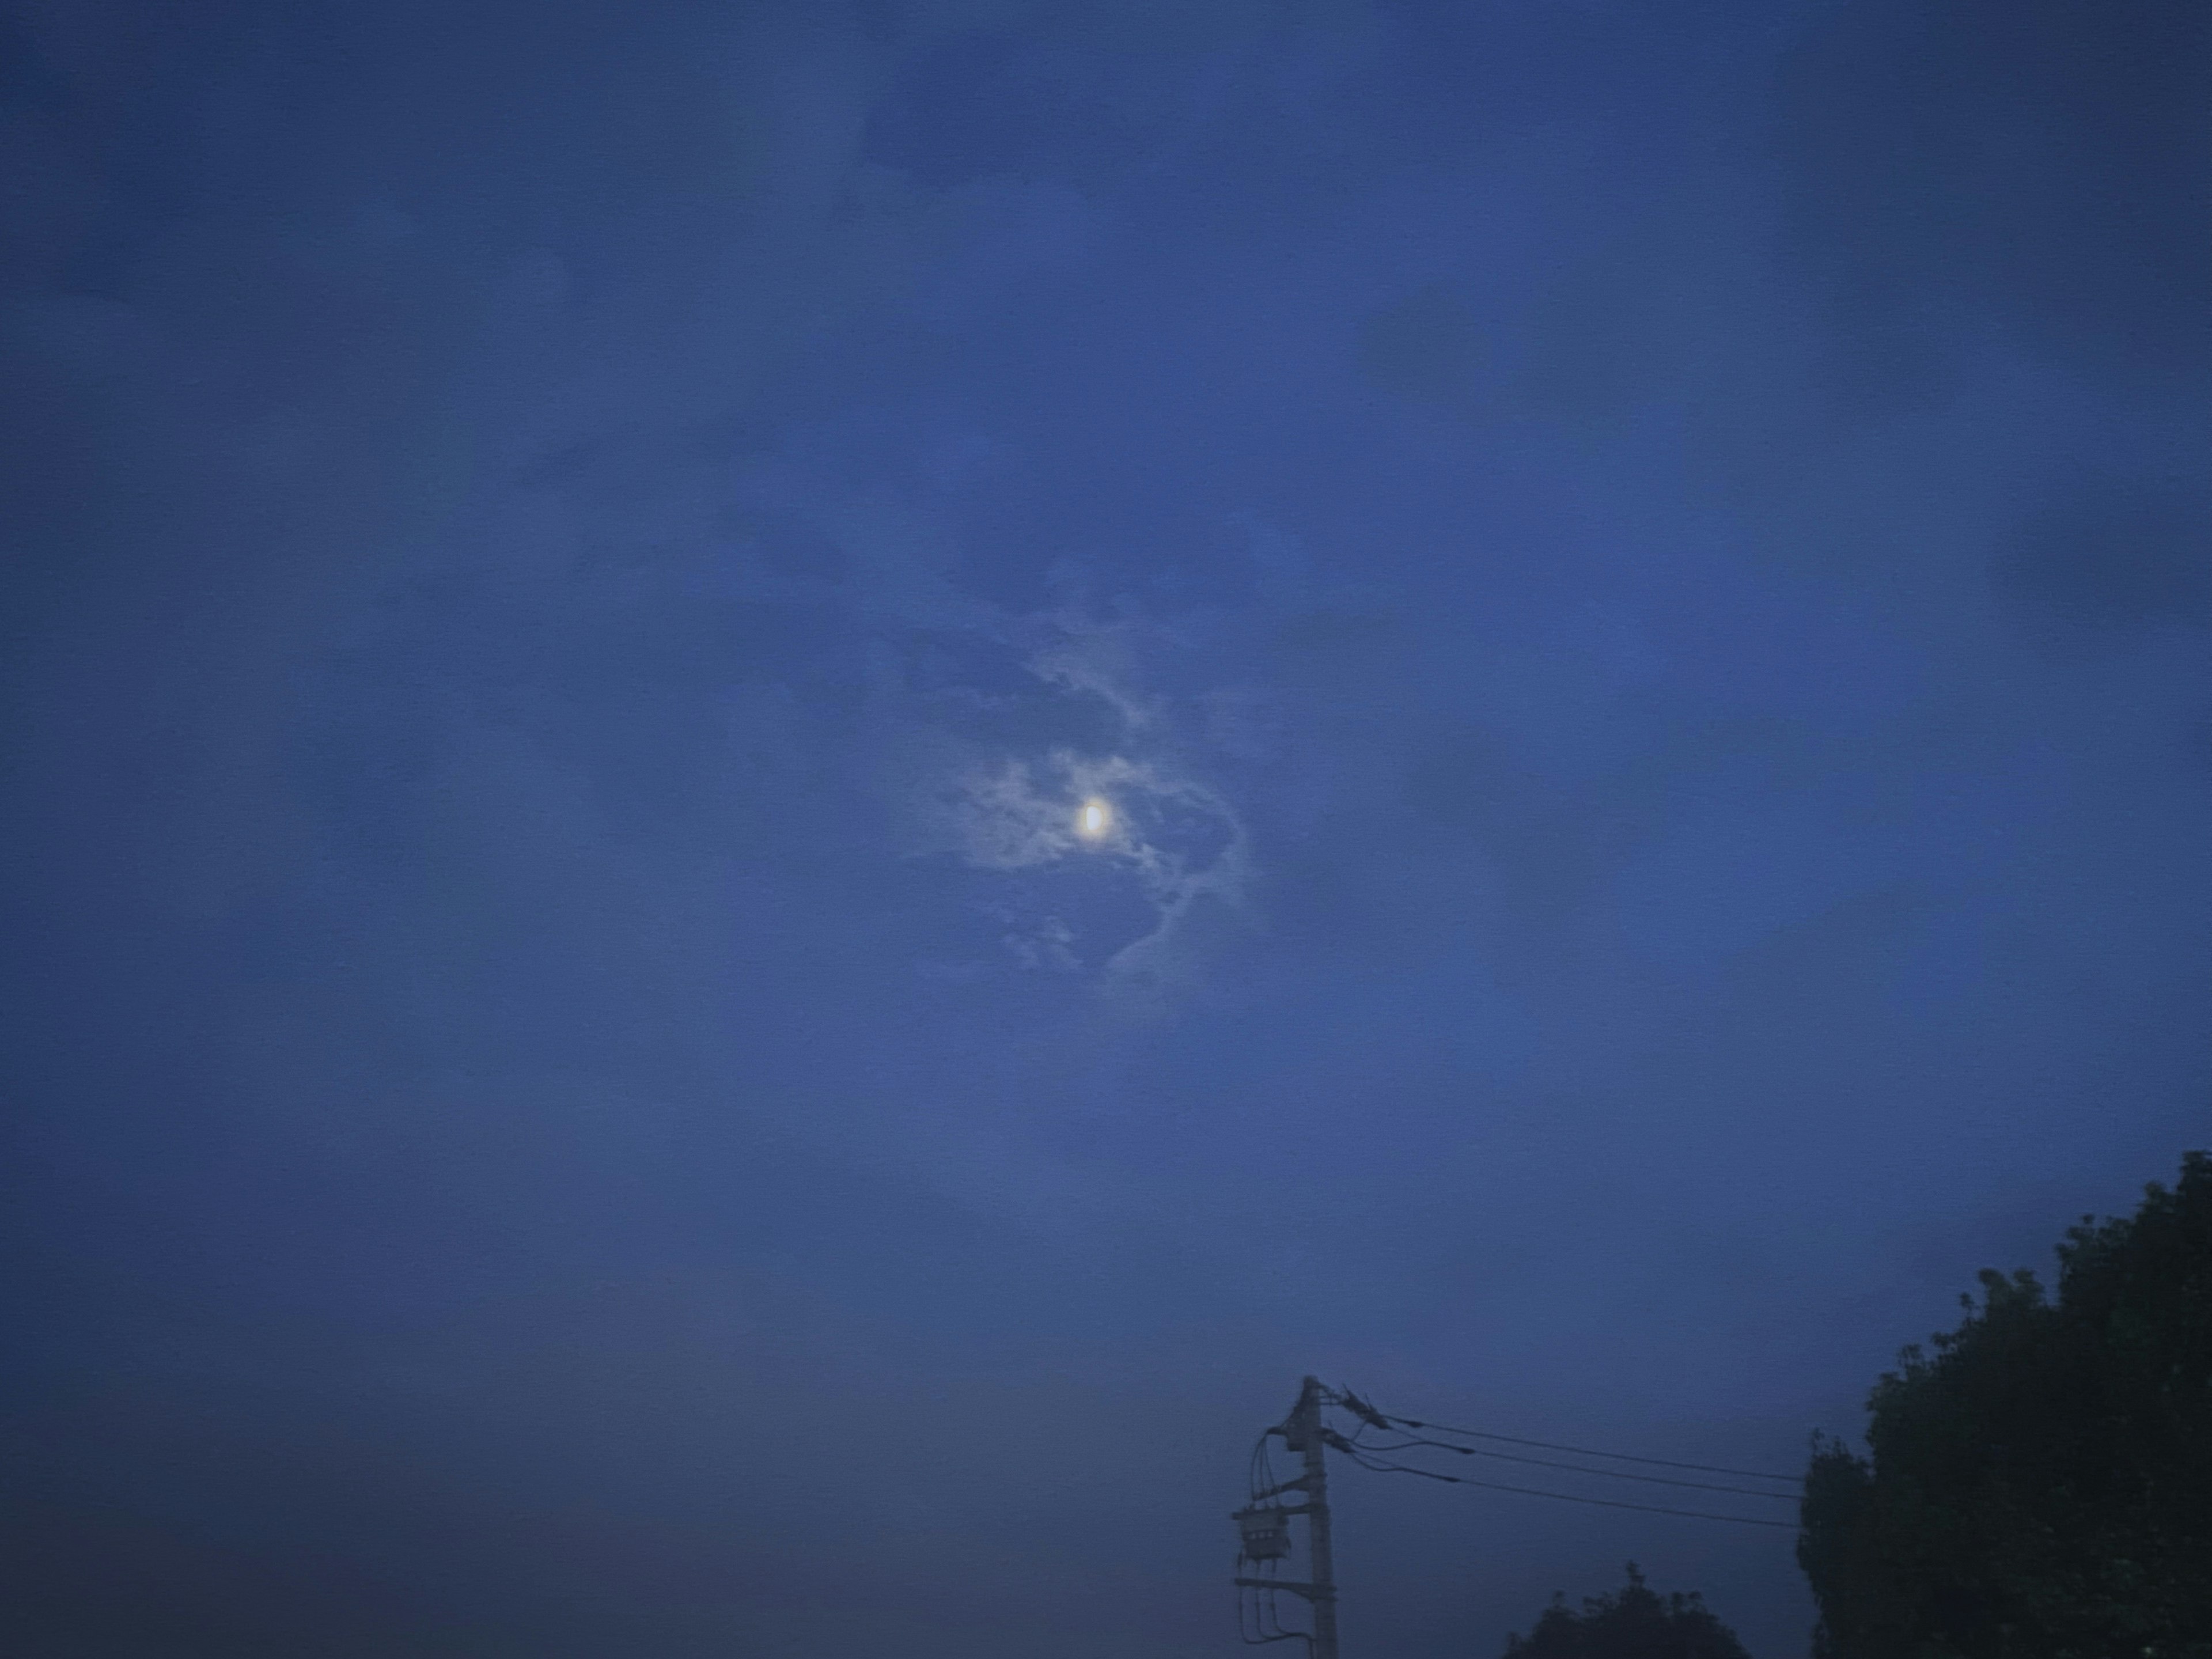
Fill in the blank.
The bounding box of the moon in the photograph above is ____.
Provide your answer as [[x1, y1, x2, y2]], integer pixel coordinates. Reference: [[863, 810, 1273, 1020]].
[[1075, 797, 1112, 840]]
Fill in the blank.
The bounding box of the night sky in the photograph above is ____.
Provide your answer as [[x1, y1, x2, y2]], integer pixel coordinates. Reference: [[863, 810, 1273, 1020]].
[[3, 3, 2207, 1655]]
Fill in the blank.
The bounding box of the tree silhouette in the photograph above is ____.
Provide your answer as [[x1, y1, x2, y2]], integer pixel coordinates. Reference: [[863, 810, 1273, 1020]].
[[1501, 1562, 1753, 1658], [1799, 1149, 2212, 1658]]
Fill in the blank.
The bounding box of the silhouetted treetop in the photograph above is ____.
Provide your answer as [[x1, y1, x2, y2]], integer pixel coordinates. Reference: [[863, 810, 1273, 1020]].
[[1799, 1148, 2212, 1658], [1501, 1562, 1753, 1659]]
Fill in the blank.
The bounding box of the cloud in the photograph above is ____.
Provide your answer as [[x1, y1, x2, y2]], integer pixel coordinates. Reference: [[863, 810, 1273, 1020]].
[[1001, 911, 1078, 971], [924, 730, 1252, 991]]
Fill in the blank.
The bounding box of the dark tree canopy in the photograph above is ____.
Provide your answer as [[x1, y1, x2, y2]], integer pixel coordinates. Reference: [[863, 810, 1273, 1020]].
[[1799, 1149, 2212, 1659], [1501, 1563, 1754, 1659]]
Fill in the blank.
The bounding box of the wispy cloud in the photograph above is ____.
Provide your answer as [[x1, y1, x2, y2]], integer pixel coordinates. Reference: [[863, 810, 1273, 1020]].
[[919, 662, 1253, 994]]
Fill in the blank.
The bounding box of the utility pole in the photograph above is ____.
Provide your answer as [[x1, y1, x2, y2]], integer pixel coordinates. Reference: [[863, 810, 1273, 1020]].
[[1234, 1376, 1340, 1659], [1287, 1376, 1340, 1659]]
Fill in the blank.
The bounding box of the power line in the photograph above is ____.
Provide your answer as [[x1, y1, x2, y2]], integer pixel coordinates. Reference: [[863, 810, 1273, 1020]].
[[1349, 1425, 1797, 1501], [1233, 1377, 1804, 1659], [1233, 1375, 1801, 1653], [1381, 1414, 1800, 1484], [1340, 1446, 1460, 1483], [1242, 1578, 1304, 1648], [1339, 1446, 1799, 1530], [1240, 1563, 1310, 1652]]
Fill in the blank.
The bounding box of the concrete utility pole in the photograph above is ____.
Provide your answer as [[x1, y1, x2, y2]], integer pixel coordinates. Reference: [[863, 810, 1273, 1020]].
[[1236, 1376, 1340, 1659]]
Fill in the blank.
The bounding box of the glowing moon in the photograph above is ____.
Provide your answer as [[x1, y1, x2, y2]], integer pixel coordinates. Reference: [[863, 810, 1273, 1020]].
[[1075, 797, 1112, 840]]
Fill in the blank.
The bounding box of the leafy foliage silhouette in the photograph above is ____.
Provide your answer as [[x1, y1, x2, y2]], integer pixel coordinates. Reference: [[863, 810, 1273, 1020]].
[[1798, 1150, 2212, 1658], [1501, 1562, 1752, 1658]]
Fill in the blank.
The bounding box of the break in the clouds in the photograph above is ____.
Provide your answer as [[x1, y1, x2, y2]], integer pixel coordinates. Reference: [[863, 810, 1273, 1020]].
[[928, 738, 1251, 983]]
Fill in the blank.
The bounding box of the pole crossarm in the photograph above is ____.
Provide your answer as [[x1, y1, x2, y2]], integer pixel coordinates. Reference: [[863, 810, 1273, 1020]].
[[1234, 1578, 1334, 1602]]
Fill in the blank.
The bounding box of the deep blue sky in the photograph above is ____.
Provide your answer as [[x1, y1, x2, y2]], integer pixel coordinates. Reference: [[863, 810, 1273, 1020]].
[[2, 2, 2206, 1654]]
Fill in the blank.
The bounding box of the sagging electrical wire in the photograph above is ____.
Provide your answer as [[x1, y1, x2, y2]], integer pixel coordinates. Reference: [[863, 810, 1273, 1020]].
[[1240, 1572, 1310, 1652], [1241, 1582, 1307, 1649], [1260, 1578, 1307, 1653], [1331, 1437, 1797, 1529], [1240, 1427, 1313, 1651], [1346, 1421, 1797, 1501], [1234, 1367, 1799, 1659], [1369, 1405, 1800, 1484], [1251, 1427, 1283, 1503]]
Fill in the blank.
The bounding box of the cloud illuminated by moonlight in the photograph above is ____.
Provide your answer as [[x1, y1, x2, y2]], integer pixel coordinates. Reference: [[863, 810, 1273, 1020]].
[[934, 748, 1250, 992]]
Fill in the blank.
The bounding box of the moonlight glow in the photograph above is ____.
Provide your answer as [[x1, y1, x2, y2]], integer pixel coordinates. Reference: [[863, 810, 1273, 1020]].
[[1075, 797, 1112, 841]]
